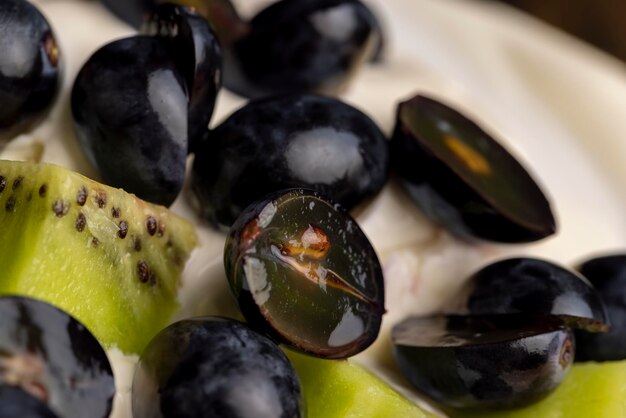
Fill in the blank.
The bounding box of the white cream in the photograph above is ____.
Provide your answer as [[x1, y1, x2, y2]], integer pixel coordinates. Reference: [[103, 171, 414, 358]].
[[9, 0, 626, 417]]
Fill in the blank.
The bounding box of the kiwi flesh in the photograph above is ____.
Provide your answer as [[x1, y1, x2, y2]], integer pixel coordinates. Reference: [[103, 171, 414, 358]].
[[0, 160, 197, 354], [286, 351, 435, 418]]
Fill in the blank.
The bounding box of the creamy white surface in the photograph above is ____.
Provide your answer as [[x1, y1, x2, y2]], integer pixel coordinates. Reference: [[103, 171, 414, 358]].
[[7, 0, 626, 417]]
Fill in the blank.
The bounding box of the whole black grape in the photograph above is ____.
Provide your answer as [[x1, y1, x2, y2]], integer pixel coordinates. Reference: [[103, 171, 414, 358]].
[[463, 258, 609, 332], [191, 93, 388, 229], [72, 36, 188, 206], [0, 0, 62, 143], [133, 317, 305, 418], [575, 255, 626, 361], [224, 0, 381, 98]]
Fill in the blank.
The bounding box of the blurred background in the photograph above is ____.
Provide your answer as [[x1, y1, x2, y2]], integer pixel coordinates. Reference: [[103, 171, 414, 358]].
[[494, 0, 626, 62]]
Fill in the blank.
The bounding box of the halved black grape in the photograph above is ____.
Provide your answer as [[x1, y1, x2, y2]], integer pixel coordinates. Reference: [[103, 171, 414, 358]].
[[462, 258, 609, 332], [0, 0, 61, 143], [0, 296, 114, 418], [133, 317, 304, 418], [224, 189, 385, 359], [392, 314, 574, 409], [191, 93, 389, 229], [391, 95, 556, 242], [142, 3, 222, 152], [575, 255, 626, 361], [71, 36, 188, 206], [224, 0, 380, 98]]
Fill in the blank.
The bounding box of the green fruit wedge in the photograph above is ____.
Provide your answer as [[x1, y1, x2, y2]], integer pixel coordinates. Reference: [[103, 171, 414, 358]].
[[0, 160, 197, 354], [455, 361, 626, 418], [286, 351, 435, 418]]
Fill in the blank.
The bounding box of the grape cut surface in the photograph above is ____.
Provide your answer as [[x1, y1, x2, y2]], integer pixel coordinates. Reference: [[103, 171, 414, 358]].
[[391, 95, 556, 242], [224, 189, 385, 359]]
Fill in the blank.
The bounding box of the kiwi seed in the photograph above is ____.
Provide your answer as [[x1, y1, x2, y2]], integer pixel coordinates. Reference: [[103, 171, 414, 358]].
[[118, 221, 128, 239], [76, 213, 87, 232], [12, 176, 23, 191], [112, 207, 121, 218], [137, 261, 150, 283], [39, 184, 47, 197], [0, 176, 6, 193], [94, 190, 107, 208], [5, 196, 16, 212], [52, 200, 69, 217], [146, 217, 157, 236], [134, 237, 142, 252], [77, 186, 88, 206]]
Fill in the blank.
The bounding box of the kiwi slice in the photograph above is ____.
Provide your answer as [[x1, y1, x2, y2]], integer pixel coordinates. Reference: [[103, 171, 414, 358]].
[[286, 351, 435, 418], [0, 160, 197, 354], [455, 360, 626, 418]]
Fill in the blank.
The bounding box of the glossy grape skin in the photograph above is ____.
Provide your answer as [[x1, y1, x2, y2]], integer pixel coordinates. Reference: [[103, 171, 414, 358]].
[[72, 36, 188, 206], [164, 0, 249, 46], [100, 0, 247, 46], [224, 189, 385, 359], [463, 258, 609, 332], [393, 314, 574, 410], [0, 296, 114, 418], [0, 385, 59, 418], [575, 255, 626, 361], [0, 0, 61, 143], [224, 0, 379, 98], [191, 94, 389, 229], [142, 3, 223, 153], [100, 0, 153, 27], [369, 13, 386, 63], [391, 95, 556, 243], [133, 317, 304, 418]]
